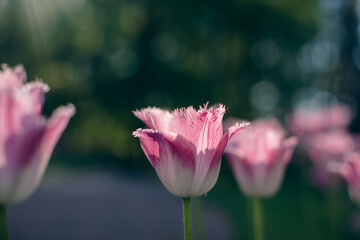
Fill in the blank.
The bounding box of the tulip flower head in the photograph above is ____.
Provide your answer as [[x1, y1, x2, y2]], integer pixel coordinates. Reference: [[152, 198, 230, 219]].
[[133, 103, 249, 198], [225, 118, 298, 198], [0, 65, 75, 204]]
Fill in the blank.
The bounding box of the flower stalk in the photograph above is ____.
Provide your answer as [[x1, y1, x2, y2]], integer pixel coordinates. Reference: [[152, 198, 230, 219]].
[[193, 197, 206, 240], [182, 198, 192, 240], [0, 205, 9, 240], [252, 198, 264, 240]]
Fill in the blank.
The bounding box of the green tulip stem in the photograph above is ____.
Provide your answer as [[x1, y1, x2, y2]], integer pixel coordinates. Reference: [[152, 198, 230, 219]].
[[252, 197, 264, 240], [0, 205, 9, 240], [193, 197, 206, 240], [182, 197, 192, 240]]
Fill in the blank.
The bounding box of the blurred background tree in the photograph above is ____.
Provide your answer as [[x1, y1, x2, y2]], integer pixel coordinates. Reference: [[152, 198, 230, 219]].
[[1, 0, 360, 239], [0, 0, 328, 165]]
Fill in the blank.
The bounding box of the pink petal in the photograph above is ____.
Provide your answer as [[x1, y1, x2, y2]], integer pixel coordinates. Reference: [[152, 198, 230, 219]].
[[0, 65, 26, 90], [0, 125, 46, 203], [226, 154, 258, 196], [340, 154, 360, 185], [39, 104, 76, 170], [329, 105, 352, 129], [0, 91, 13, 165], [0, 88, 47, 167], [133, 129, 197, 197], [337, 155, 360, 206], [189, 121, 249, 195], [281, 137, 298, 164], [227, 153, 287, 197], [196, 104, 226, 151], [20, 81, 49, 115], [133, 107, 171, 132], [4, 123, 46, 169], [260, 158, 287, 197], [133, 129, 161, 166], [168, 104, 225, 147], [168, 105, 204, 146], [194, 163, 221, 196], [211, 122, 250, 171], [133, 129, 196, 168], [187, 105, 226, 193], [0, 90, 18, 139], [0, 105, 75, 204], [0, 82, 49, 139]]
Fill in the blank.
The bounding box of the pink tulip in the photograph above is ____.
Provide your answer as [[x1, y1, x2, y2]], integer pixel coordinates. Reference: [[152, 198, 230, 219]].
[[304, 130, 355, 188], [0, 65, 75, 204], [353, 134, 360, 150], [133, 103, 249, 198], [289, 104, 352, 139], [225, 118, 298, 198], [305, 130, 354, 166], [337, 153, 360, 206]]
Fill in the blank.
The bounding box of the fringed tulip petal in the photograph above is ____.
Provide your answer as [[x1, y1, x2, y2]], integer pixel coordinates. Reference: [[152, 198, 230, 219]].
[[189, 105, 227, 194], [133, 107, 171, 132], [21, 81, 49, 115], [169, 106, 206, 147], [0, 65, 26, 89], [196, 104, 225, 151]]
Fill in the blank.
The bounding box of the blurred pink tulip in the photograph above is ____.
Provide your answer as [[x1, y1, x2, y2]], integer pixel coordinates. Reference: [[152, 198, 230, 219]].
[[0, 65, 75, 204], [353, 134, 360, 151], [305, 130, 356, 188], [337, 153, 360, 206], [225, 118, 298, 198], [289, 104, 352, 139], [289, 104, 354, 188], [306, 130, 354, 166], [133, 103, 249, 197]]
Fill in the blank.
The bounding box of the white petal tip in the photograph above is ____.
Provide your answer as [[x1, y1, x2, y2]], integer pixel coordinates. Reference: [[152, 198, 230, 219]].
[[283, 136, 298, 148], [24, 80, 50, 93], [52, 104, 76, 119], [133, 128, 159, 137]]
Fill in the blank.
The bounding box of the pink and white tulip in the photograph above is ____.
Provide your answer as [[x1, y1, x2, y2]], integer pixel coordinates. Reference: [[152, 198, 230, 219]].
[[225, 118, 298, 198], [133, 103, 249, 198], [0, 65, 75, 204]]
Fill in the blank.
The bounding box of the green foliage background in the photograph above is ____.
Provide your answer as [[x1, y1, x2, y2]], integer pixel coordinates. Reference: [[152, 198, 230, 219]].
[[0, 0, 322, 163]]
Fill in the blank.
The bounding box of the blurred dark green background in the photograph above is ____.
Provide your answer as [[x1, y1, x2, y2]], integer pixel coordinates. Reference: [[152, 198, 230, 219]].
[[1, 0, 360, 239]]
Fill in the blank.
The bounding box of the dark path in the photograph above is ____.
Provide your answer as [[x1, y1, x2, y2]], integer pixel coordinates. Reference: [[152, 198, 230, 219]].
[[8, 168, 233, 240]]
